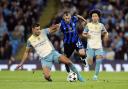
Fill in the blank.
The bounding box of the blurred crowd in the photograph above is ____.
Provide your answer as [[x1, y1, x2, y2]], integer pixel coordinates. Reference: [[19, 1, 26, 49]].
[[49, 0, 128, 61], [0, 0, 47, 60]]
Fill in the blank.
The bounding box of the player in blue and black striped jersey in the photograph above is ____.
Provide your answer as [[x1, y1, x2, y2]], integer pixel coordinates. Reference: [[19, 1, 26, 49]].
[[58, 11, 87, 72]]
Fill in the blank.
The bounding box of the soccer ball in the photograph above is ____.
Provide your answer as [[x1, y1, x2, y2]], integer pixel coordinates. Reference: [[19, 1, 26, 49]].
[[67, 72, 78, 82]]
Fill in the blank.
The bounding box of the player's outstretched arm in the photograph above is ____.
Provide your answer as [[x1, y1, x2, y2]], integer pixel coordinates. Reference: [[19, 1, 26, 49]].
[[16, 48, 30, 69], [76, 15, 87, 24], [48, 24, 60, 33], [101, 24, 109, 39], [103, 32, 109, 39]]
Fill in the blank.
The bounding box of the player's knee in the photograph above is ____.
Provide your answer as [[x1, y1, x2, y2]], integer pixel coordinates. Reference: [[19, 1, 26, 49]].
[[59, 55, 72, 64], [88, 58, 93, 65], [96, 55, 103, 59], [79, 52, 85, 56], [64, 58, 72, 65], [79, 49, 85, 56]]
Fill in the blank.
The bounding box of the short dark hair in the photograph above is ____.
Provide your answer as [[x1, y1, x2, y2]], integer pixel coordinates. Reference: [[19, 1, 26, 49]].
[[63, 11, 71, 16], [32, 23, 40, 28], [89, 9, 102, 17]]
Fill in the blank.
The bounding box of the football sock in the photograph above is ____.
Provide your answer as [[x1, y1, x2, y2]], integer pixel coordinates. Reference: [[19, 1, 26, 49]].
[[95, 59, 102, 76]]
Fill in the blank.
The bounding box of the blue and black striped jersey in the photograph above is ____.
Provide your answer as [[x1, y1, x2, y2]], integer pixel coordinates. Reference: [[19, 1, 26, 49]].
[[60, 16, 79, 44]]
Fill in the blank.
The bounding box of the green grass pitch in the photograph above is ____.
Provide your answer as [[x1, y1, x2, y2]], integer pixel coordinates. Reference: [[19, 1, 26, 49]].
[[0, 71, 128, 89]]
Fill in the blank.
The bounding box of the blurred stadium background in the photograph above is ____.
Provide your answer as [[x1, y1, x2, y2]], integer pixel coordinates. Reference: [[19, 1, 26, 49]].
[[0, 0, 128, 71], [0, 0, 128, 89]]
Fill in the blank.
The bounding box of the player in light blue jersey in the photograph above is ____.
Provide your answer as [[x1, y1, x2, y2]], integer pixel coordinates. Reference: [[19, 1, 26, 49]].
[[82, 9, 108, 80], [16, 23, 85, 82]]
